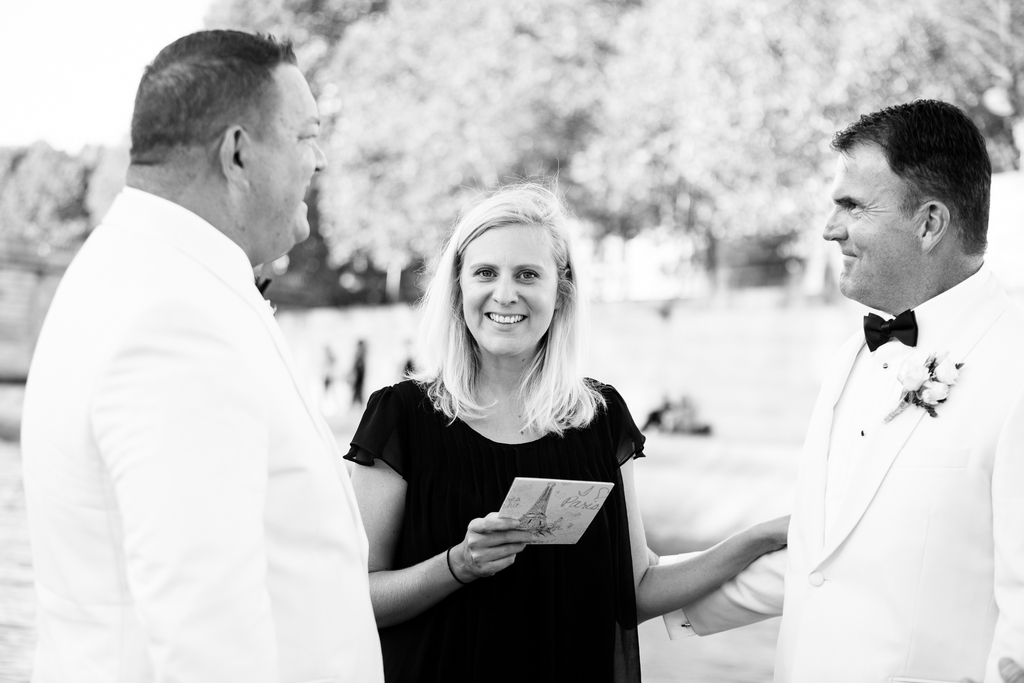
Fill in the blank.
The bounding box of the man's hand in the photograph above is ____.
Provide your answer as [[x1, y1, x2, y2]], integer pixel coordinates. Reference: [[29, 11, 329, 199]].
[[962, 657, 1024, 683]]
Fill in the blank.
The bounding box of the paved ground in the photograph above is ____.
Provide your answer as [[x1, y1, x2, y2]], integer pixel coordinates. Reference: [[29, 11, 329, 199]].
[[0, 397, 792, 682], [0, 440, 33, 683]]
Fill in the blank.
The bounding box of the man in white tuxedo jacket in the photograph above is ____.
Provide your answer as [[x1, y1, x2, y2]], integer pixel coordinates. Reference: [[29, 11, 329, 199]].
[[20, 31, 383, 682], [661, 100, 1024, 683]]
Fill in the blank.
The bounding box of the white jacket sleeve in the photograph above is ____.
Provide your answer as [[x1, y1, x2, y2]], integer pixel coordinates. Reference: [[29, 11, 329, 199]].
[[91, 301, 279, 682], [662, 548, 786, 639], [988, 389, 1024, 683]]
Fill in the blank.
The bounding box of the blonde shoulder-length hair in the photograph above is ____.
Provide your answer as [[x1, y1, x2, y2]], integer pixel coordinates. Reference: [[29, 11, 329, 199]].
[[410, 182, 605, 436]]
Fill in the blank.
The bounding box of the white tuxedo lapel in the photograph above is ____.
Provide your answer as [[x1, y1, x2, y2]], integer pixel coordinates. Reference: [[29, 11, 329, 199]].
[[819, 396, 927, 561], [798, 332, 864, 556], [145, 212, 367, 550], [819, 276, 1011, 563], [244, 298, 342, 458], [241, 301, 372, 560], [130, 209, 342, 462]]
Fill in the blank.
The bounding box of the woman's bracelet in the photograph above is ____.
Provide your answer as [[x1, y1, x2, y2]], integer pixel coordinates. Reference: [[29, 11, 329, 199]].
[[446, 546, 469, 585]]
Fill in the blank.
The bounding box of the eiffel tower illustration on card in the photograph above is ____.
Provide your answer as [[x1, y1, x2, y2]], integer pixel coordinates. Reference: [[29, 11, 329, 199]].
[[498, 477, 615, 545]]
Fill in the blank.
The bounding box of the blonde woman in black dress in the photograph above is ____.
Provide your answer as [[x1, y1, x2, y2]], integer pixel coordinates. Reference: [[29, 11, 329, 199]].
[[347, 182, 787, 682]]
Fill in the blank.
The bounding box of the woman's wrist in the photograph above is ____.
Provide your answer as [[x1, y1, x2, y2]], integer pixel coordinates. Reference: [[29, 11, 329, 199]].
[[753, 520, 786, 553], [446, 544, 473, 585], [739, 524, 778, 557]]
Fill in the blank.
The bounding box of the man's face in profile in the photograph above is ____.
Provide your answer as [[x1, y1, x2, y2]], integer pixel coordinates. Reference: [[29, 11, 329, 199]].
[[822, 143, 923, 314], [245, 64, 327, 265]]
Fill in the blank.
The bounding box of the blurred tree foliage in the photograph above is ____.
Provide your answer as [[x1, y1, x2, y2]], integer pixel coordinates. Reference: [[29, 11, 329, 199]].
[[205, 0, 1024, 290], [317, 0, 635, 273], [6, 0, 1020, 301], [208, 0, 635, 299], [923, 0, 1024, 169], [0, 143, 105, 252], [207, 0, 394, 304], [576, 0, 1023, 278]]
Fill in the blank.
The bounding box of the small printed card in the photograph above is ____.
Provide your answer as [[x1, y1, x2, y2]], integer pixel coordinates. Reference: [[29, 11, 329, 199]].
[[497, 476, 615, 545]]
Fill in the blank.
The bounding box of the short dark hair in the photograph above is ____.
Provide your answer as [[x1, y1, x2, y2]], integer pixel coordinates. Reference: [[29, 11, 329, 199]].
[[130, 30, 297, 165], [831, 99, 991, 255]]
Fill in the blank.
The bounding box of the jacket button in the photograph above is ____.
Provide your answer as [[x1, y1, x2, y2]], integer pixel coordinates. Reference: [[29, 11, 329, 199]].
[[809, 572, 824, 587]]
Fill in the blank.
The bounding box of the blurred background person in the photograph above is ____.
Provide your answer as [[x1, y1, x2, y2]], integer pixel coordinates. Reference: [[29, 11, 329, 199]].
[[349, 338, 367, 407], [400, 339, 416, 378], [321, 344, 338, 415], [345, 182, 788, 683]]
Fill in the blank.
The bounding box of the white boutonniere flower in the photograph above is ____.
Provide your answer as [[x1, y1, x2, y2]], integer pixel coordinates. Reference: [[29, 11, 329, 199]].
[[884, 351, 963, 423]]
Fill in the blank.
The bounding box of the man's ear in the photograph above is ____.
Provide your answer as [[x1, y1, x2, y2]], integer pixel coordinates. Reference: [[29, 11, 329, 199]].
[[218, 125, 250, 189], [918, 200, 952, 254]]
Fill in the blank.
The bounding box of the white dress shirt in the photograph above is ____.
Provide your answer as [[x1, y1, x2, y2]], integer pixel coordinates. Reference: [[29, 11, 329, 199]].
[[824, 267, 989, 533]]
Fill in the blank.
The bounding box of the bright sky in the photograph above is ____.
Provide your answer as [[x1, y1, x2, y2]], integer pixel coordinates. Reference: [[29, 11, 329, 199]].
[[0, 0, 214, 153]]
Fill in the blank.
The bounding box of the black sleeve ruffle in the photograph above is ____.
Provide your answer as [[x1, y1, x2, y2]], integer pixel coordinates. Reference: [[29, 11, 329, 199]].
[[593, 381, 646, 466], [343, 384, 406, 477]]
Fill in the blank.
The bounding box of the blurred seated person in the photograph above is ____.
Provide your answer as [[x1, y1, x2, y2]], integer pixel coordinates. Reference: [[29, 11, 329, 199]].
[[642, 394, 712, 435], [346, 182, 788, 683]]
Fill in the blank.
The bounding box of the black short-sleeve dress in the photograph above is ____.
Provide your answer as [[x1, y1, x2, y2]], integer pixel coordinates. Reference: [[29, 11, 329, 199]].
[[345, 379, 644, 683]]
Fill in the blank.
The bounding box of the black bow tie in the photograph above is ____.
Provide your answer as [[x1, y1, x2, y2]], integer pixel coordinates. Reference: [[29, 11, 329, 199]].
[[863, 309, 918, 352], [255, 276, 273, 298]]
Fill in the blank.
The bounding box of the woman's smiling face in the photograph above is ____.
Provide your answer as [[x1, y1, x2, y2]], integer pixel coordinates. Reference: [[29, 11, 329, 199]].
[[459, 224, 560, 368]]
